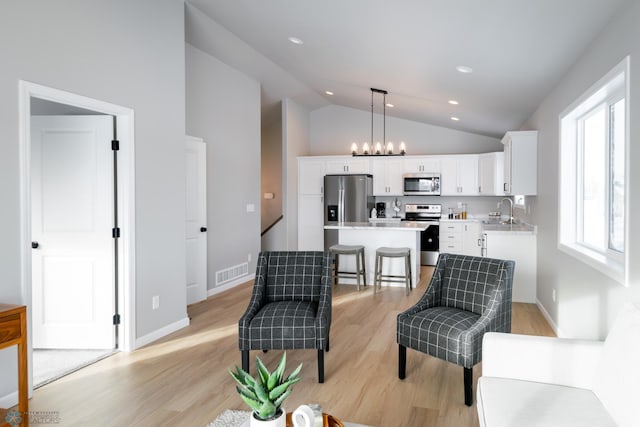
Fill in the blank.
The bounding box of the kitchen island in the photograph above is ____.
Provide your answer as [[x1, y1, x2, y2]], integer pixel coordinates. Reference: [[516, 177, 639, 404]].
[[324, 221, 428, 287]]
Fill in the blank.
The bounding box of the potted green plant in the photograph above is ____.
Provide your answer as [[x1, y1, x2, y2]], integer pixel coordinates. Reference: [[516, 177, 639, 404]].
[[229, 352, 302, 427]]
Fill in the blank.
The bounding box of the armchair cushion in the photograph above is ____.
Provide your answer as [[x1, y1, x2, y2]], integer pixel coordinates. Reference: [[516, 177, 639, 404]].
[[397, 306, 480, 365], [246, 301, 318, 349]]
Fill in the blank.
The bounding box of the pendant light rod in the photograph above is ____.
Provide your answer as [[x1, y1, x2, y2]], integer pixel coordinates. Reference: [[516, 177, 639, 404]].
[[370, 88, 388, 151]]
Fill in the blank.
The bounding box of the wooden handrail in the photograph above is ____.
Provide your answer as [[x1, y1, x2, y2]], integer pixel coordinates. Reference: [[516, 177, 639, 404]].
[[261, 215, 283, 237]]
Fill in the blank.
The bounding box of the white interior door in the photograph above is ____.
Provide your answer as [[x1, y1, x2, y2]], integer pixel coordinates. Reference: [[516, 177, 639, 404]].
[[185, 136, 207, 304], [31, 115, 115, 349]]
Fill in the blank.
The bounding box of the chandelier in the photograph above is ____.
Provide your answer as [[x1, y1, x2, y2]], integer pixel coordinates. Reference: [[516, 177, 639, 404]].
[[351, 87, 406, 156]]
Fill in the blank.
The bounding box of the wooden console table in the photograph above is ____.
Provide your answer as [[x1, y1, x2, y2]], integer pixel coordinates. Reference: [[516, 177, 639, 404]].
[[0, 304, 28, 427]]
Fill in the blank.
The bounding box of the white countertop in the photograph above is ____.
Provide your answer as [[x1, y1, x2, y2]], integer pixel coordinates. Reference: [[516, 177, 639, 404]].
[[482, 222, 537, 234], [440, 217, 537, 234], [324, 221, 428, 231]]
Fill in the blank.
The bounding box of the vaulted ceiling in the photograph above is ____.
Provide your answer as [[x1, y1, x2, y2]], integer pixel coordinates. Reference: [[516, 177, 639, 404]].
[[186, 0, 629, 137]]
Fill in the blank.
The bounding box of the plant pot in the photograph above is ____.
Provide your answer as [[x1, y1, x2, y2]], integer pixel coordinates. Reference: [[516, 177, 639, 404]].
[[249, 409, 286, 427]]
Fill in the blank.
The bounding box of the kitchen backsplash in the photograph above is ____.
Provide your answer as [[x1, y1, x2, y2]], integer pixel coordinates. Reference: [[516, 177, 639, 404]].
[[375, 195, 535, 223]]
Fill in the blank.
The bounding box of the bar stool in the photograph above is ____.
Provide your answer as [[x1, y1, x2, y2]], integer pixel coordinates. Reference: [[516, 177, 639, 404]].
[[374, 247, 412, 295], [328, 244, 366, 291]]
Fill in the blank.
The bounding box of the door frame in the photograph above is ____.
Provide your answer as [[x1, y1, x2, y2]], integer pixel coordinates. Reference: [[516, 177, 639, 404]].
[[18, 81, 136, 390]]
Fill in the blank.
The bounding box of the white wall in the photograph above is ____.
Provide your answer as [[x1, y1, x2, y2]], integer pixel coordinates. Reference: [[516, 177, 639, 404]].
[[310, 105, 503, 156], [283, 99, 312, 250], [524, 0, 640, 339], [0, 0, 187, 401], [185, 44, 261, 290]]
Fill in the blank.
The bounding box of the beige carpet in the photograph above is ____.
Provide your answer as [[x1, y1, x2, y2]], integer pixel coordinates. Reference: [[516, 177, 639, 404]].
[[33, 349, 115, 388]]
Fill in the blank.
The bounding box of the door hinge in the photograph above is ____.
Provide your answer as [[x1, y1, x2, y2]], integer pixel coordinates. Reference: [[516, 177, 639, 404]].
[[111, 139, 120, 151], [113, 314, 121, 325], [112, 227, 121, 238]]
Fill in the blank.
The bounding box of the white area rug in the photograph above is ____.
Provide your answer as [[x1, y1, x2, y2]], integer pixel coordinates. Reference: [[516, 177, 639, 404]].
[[206, 410, 250, 427]]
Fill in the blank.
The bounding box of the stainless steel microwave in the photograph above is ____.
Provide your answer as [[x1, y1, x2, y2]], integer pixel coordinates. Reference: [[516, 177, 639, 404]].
[[403, 173, 441, 196]]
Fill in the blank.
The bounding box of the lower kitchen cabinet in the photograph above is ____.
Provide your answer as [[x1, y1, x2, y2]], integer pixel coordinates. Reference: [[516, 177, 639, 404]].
[[439, 220, 482, 256], [483, 231, 536, 303]]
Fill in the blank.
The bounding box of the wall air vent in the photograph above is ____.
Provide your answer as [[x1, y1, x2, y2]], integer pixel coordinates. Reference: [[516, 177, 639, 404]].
[[216, 262, 249, 285]]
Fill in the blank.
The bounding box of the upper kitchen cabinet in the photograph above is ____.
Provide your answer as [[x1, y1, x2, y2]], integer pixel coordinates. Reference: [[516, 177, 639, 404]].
[[403, 156, 441, 174], [325, 156, 370, 175], [440, 155, 479, 196], [502, 131, 537, 195], [478, 152, 504, 195], [371, 158, 403, 196], [298, 157, 325, 195]]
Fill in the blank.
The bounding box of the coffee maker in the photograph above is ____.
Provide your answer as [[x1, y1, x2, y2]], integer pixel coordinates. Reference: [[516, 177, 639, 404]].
[[376, 202, 386, 218]]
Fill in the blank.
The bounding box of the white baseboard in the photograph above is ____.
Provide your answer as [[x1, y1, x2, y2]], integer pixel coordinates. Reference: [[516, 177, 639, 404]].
[[0, 390, 18, 410], [536, 299, 564, 337], [207, 273, 255, 297], [134, 316, 190, 349]]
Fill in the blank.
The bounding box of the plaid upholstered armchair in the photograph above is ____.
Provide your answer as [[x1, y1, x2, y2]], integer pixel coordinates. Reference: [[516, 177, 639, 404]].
[[397, 253, 514, 406], [239, 251, 333, 383]]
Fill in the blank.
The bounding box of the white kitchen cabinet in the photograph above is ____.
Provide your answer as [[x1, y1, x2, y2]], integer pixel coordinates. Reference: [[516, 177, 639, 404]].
[[325, 156, 370, 174], [478, 152, 504, 195], [440, 155, 479, 196], [297, 194, 324, 250], [502, 131, 537, 195], [298, 157, 325, 195], [403, 156, 441, 174], [297, 157, 325, 250], [483, 231, 536, 303], [371, 158, 404, 196], [439, 220, 482, 256]]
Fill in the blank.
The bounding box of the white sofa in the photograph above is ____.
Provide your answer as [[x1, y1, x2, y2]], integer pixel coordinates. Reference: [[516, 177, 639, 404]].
[[477, 303, 640, 427]]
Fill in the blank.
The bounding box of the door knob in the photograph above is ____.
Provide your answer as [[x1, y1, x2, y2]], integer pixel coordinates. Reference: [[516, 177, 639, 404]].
[[200, 227, 207, 232], [31, 241, 39, 249]]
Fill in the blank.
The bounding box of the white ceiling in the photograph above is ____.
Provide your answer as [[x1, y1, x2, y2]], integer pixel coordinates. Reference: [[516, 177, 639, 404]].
[[185, 0, 628, 138]]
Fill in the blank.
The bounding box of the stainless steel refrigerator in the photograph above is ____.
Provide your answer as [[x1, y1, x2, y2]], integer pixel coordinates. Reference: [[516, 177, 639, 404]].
[[324, 174, 374, 250]]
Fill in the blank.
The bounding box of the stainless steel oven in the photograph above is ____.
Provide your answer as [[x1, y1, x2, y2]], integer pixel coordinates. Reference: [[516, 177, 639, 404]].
[[403, 173, 440, 196], [403, 204, 441, 265]]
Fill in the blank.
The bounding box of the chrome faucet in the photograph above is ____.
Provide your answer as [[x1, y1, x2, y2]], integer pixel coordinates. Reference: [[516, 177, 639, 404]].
[[500, 197, 515, 224]]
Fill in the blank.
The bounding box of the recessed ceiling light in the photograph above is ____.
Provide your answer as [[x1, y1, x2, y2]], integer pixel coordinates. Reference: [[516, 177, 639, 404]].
[[448, 100, 459, 105], [288, 36, 303, 45], [456, 65, 473, 74], [450, 116, 460, 121], [385, 103, 394, 108], [325, 91, 334, 96]]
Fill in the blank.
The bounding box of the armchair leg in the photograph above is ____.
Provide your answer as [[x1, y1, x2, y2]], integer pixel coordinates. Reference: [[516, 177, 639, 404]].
[[326, 336, 330, 352], [398, 345, 406, 379], [464, 367, 473, 406], [317, 350, 325, 383], [241, 350, 249, 373]]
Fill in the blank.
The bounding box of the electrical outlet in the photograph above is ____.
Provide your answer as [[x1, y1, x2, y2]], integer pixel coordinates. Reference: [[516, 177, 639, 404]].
[[552, 288, 556, 303], [248, 253, 252, 262], [152, 295, 160, 310]]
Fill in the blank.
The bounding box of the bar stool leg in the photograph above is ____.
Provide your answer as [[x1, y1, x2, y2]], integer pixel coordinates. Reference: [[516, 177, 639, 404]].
[[408, 254, 413, 291], [374, 254, 380, 294], [355, 252, 361, 291], [360, 248, 367, 287], [405, 254, 411, 296], [334, 254, 340, 286]]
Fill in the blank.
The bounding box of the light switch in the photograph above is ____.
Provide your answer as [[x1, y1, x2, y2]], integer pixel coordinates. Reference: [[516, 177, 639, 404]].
[[246, 204, 255, 213]]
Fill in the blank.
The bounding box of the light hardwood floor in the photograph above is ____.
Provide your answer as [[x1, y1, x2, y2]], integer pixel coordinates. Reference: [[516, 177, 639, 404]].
[[28, 267, 554, 426]]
